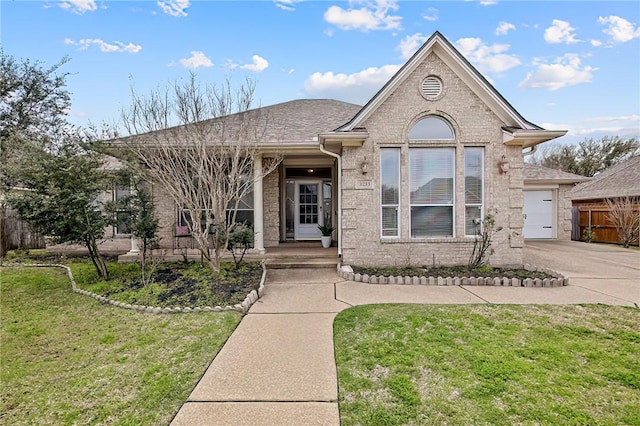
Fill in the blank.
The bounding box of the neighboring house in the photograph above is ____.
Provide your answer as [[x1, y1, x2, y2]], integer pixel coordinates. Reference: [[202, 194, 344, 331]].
[[522, 163, 589, 240], [107, 31, 568, 267], [568, 156, 640, 244]]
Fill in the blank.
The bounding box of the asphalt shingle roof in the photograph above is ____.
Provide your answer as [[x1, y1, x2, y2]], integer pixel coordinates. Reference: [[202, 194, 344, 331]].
[[211, 99, 362, 143], [568, 156, 640, 200], [523, 163, 589, 183]]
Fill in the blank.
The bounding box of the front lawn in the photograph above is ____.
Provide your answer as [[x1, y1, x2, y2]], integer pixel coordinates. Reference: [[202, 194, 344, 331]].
[[334, 304, 640, 425], [1, 266, 241, 425]]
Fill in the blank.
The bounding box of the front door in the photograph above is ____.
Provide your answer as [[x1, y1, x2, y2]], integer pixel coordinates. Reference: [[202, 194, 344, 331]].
[[295, 181, 323, 239]]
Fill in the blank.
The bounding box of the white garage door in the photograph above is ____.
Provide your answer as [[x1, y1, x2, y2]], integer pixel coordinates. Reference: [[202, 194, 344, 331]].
[[524, 190, 554, 239]]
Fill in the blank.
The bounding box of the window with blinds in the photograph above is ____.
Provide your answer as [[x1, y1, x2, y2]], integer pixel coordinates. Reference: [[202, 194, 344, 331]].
[[464, 147, 484, 236], [409, 148, 454, 237], [380, 148, 400, 237]]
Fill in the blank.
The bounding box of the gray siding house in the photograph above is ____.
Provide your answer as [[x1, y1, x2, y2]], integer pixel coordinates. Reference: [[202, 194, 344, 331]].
[[108, 32, 567, 267]]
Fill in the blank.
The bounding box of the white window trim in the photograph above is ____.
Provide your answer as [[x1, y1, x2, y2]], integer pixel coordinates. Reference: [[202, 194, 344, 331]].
[[380, 148, 401, 238]]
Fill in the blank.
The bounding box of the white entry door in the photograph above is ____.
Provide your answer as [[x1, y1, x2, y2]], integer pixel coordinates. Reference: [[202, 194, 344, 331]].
[[523, 190, 554, 239], [295, 181, 323, 239]]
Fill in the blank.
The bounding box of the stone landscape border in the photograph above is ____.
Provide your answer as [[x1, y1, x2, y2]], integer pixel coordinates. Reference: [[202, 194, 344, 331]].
[[3, 262, 267, 314], [339, 264, 568, 287]]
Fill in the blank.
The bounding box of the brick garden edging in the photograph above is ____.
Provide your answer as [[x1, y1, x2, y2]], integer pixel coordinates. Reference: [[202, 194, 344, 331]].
[[339, 264, 568, 287], [4, 262, 266, 314]]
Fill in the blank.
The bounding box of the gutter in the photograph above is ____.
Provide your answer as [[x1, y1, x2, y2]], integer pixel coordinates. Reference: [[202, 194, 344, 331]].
[[319, 142, 342, 259]]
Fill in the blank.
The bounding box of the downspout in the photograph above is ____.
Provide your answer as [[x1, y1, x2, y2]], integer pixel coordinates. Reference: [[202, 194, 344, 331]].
[[319, 142, 342, 258]]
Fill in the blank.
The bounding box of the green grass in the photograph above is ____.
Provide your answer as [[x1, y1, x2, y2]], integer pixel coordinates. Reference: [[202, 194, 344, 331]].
[[1, 266, 241, 425], [334, 304, 640, 426]]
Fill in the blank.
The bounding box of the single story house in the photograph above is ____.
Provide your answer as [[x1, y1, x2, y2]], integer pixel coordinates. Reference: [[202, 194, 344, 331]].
[[569, 155, 640, 244], [523, 163, 589, 240], [104, 31, 568, 267]]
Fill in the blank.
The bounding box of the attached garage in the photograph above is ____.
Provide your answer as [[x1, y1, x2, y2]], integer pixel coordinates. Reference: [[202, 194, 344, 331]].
[[523, 190, 554, 238], [523, 164, 589, 240]]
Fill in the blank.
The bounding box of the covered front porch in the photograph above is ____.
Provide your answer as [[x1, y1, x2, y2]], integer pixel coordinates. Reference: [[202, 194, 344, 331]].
[[254, 152, 341, 253]]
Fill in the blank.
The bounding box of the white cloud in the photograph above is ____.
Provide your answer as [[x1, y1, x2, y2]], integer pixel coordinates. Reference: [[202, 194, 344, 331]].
[[324, 0, 402, 32], [282, 68, 296, 74], [598, 15, 640, 43], [157, 0, 189, 17], [422, 7, 438, 22], [542, 115, 640, 142], [496, 21, 515, 35], [64, 38, 142, 53], [519, 54, 596, 91], [590, 39, 603, 47], [397, 33, 429, 60], [304, 64, 400, 104], [179, 51, 213, 69], [275, 0, 304, 11], [223, 59, 239, 70], [58, 0, 98, 14], [544, 19, 579, 44], [240, 55, 269, 72], [224, 55, 270, 72], [455, 37, 521, 74], [479, 0, 497, 5], [583, 114, 640, 123]]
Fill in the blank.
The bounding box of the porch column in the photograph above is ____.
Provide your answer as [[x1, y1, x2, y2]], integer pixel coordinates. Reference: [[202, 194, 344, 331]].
[[253, 154, 265, 253], [126, 176, 140, 256], [128, 236, 140, 255]]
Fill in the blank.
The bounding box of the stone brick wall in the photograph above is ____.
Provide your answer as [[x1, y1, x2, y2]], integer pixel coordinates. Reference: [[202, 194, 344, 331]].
[[557, 184, 575, 240], [263, 168, 280, 247], [340, 52, 523, 267]]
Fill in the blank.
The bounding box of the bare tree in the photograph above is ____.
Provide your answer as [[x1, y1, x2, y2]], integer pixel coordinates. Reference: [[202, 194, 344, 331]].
[[605, 197, 640, 248], [118, 75, 281, 274]]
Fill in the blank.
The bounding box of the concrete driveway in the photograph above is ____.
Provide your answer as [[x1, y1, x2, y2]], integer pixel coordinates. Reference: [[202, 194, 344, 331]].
[[524, 240, 639, 307]]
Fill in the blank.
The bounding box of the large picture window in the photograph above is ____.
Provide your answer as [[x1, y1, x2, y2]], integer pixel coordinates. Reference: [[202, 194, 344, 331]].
[[380, 148, 400, 237], [410, 148, 454, 237], [464, 148, 484, 236]]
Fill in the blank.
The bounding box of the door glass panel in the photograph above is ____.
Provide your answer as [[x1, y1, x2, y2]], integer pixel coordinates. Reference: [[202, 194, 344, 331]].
[[323, 181, 332, 226], [285, 180, 295, 239], [299, 184, 319, 224]]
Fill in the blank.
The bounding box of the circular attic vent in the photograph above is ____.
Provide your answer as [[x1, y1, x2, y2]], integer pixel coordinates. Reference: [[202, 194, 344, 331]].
[[421, 76, 442, 100]]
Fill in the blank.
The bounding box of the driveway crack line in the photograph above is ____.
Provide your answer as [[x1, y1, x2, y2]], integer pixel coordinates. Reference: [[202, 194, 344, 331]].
[[459, 286, 491, 304]]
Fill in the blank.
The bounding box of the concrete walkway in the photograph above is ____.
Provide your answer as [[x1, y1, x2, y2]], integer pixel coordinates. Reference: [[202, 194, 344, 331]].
[[172, 242, 638, 425]]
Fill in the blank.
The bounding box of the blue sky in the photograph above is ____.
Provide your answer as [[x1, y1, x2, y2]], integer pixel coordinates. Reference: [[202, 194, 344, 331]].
[[2, 0, 639, 145]]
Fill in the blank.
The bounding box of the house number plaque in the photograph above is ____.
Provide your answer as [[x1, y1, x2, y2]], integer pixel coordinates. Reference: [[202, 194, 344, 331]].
[[355, 179, 374, 190]]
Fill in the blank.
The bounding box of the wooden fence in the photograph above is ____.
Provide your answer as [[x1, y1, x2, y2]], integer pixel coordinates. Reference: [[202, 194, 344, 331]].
[[0, 207, 46, 256], [574, 205, 640, 246]]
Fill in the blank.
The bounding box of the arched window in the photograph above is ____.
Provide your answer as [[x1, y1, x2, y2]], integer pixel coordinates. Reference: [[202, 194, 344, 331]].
[[408, 116, 454, 141]]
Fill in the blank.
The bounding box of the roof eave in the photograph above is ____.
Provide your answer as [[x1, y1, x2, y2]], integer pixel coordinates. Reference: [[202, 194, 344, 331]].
[[318, 131, 369, 147], [503, 129, 567, 149], [525, 178, 590, 185]]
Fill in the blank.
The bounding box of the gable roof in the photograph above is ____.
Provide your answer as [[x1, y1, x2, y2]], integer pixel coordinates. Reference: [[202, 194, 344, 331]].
[[524, 163, 590, 184], [568, 156, 640, 200], [334, 31, 566, 148]]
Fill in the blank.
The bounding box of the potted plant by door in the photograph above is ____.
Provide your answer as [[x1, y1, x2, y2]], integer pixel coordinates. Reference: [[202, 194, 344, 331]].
[[318, 224, 334, 248]]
